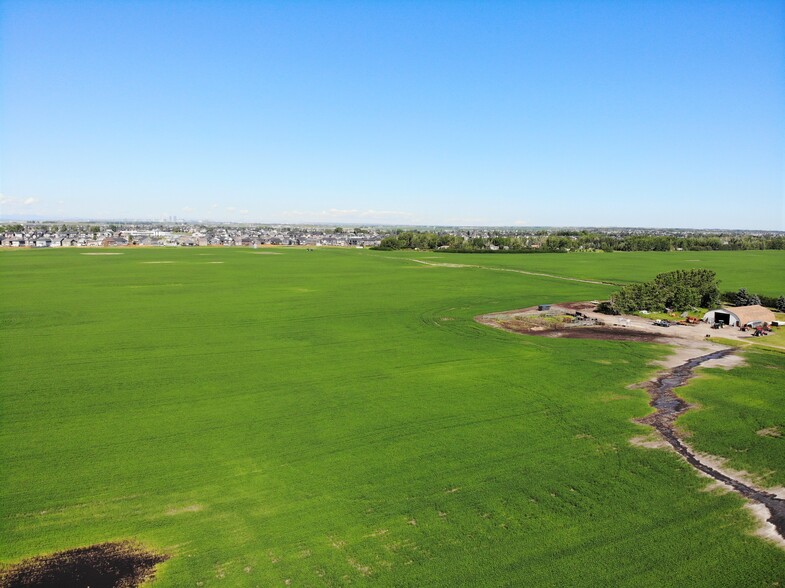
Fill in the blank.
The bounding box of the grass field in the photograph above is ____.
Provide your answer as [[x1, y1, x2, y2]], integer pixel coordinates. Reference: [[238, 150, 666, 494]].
[[386, 249, 785, 295], [2, 247, 785, 586]]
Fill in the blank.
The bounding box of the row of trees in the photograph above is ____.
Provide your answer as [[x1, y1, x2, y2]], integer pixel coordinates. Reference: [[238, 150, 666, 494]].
[[378, 231, 464, 250], [377, 231, 555, 251], [1, 224, 101, 234], [374, 230, 785, 253], [545, 234, 785, 252], [607, 269, 721, 314], [723, 288, 785, 311]]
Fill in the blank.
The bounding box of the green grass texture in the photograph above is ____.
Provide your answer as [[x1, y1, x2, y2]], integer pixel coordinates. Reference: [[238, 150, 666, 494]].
[[2, 247, 784, 586], [387, 249, 785, 294]]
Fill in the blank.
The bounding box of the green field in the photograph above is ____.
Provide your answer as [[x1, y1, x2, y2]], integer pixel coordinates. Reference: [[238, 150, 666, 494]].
[[386, 249, 785, 294], [2, 248, 785, 586]]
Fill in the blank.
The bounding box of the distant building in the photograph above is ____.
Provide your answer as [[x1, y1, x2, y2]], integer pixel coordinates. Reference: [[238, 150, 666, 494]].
[[101, 236, 128, 247]]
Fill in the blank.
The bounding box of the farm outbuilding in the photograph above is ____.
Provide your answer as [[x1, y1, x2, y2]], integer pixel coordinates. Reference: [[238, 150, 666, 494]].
[[702, 305, 776, 327]]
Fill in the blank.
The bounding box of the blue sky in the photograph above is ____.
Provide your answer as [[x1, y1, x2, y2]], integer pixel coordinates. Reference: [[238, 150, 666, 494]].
[[1, 0, 783, 229]]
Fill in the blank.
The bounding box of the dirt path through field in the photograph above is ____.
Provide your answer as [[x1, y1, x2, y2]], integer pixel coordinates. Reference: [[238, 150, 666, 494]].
[[408, 258, 621, 286], [637, 349, 785, 548]]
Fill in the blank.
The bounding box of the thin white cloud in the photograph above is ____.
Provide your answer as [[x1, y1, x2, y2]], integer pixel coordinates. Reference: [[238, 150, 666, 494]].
[[446, 216, 489, 226], [281, 208, 418, 223], [0, 194, 45, 216], [182, 206, 194, 212]]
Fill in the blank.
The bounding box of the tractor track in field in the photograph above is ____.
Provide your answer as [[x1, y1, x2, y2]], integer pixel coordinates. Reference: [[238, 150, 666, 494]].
[[406, 258, 622, 286], [638, 348, 785, 547]]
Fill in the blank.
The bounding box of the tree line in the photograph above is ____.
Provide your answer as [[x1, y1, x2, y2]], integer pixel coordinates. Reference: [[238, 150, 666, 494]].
[[372, 230, 785, 252]]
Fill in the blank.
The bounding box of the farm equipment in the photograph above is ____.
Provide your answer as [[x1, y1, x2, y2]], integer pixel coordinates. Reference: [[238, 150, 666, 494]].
[[677, 316, 700, 326]]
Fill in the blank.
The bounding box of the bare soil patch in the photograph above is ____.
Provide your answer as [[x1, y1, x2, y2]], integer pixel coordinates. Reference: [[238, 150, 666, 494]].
[[165, 503, 203, 515], [477, 301, 747, 357], [0, 541, 168, 588], [479, 311, 668, 343], [629, 435, 670, 450]]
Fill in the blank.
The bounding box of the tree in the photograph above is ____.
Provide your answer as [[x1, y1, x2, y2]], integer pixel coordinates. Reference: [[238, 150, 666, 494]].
[[735, 288, 761, 306], [776, 295, 785, 312], [609, 269, 720, 313], [334, 227, 344, 234], [379, 236, 400, 249]]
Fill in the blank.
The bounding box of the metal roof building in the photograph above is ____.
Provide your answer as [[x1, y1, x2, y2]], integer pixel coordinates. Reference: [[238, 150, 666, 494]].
[[703, 305, 776, 326]]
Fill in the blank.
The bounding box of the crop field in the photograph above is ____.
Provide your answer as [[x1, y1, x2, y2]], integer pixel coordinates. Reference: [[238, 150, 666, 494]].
[[2, 247, 785, 586], [385, 249, 785, 294]]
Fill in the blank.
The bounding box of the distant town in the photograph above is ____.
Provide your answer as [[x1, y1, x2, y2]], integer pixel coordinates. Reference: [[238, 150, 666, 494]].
[[1, 221, 784, 252]]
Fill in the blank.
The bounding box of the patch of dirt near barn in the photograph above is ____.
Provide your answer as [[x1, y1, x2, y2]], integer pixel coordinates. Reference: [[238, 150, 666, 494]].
[[0, 541, 168, 588], [477, 307, 670, 343]]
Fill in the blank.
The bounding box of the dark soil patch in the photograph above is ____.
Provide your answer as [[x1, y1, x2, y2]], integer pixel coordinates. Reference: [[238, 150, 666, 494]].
[[0, 541, 168, 588], [496, 321, 668, 343]]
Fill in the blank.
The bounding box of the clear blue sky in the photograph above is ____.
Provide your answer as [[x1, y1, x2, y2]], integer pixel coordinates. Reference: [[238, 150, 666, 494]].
[[1, 0, 783, 229]]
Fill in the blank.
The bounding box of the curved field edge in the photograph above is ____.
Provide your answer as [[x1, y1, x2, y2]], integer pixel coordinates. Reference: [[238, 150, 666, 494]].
[[1, 248, 785, 586], [677, 347, 785, 489]]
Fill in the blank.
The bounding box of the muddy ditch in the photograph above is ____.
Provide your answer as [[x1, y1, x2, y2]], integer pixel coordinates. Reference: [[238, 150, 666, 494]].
[[638, 348, 785, 543], [0, 541, 168, 588]]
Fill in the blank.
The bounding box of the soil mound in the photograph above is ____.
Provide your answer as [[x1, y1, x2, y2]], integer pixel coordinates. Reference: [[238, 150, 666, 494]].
[[0, 541, 168, 588]]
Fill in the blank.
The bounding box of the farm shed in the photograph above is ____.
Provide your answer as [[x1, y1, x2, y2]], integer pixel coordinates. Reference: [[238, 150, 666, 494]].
[[703, 305, 776, 327]]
